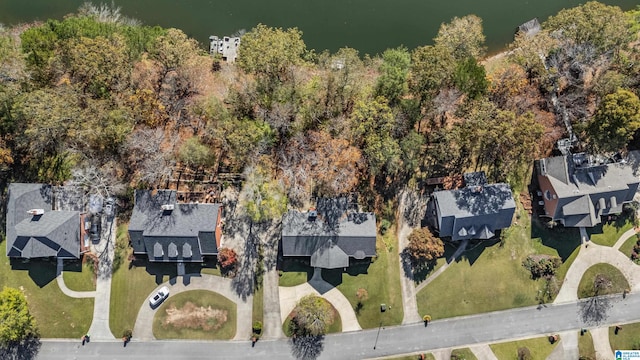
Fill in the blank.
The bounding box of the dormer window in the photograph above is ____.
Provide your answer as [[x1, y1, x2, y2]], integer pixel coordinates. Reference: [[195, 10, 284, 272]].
[[545, 190, 552, 200]]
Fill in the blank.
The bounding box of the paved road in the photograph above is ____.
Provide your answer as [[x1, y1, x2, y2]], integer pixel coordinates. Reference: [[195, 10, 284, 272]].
[[38, 291, 640, 360]]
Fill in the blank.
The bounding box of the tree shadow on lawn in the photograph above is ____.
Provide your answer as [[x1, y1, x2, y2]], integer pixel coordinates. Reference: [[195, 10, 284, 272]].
[[9, 258, 57, 288], [290, 335, 324, 360], [0, 336, 41, 360], [401, 241, 459, 282], [531, 218, 581, 261]]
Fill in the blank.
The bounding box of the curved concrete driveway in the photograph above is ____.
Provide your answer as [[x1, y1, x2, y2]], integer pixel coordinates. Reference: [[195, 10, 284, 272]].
[[133, 274, 253, 341], [279, 283, 362, 332], [554, 242, 640, 303]]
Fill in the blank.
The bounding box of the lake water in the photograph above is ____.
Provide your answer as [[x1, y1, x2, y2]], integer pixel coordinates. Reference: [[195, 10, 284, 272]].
[[0, 0, 638, 55]]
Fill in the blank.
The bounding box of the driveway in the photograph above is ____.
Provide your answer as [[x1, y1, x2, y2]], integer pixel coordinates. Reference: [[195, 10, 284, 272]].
[[279, 281, 362, 332], [133, 274, 252, 341]]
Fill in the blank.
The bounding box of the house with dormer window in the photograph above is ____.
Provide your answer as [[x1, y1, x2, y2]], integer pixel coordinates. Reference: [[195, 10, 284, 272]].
[[536, 153, 639, 227], [128, 190, 223, 262]]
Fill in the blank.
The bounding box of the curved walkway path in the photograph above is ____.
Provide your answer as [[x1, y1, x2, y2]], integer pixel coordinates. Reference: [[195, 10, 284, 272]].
[[55, 217, 117, 340], [133, 274, 253, 341], [56, 259, 96, 298], [279, 282, 362, 332]]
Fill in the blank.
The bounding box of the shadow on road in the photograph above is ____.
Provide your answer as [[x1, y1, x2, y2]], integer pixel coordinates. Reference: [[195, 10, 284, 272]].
[[0, 336, 41, 360], [579, 295, 615, 326], [290, 335, 324, 360]]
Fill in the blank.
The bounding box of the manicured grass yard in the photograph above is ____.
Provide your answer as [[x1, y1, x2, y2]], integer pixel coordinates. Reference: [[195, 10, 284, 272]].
[[609, 322, 640, 351], [619, 233, 640, 262], [0, 245, 94, 338], [252, 284, 263, 334], [278, 259, 312, 287], [579, 331, 595, 360], [577, 263, 629, 299], [62, 257, 96, 292], [588, 213, 633, 247], [490, 336, 558, 360], [110, 223, 224, 337], [153, 290, 236, 340], [450, 348, 477, 360], [417, 208, 581, 320], [332, 228, 403, 328], [277, 228, 403, 329]]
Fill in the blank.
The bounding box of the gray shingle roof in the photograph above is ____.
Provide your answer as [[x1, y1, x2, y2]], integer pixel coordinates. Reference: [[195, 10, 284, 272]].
[[537, 154, 640, 227], [281, 198, 377, 269], [431, 182, 516, 241], [6, 183, 80, 259], [128, 190, 220, 262]]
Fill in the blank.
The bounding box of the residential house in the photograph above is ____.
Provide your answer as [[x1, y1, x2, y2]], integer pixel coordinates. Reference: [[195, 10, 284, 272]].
[[428, 172, 516, 241], [6, 183, 86, 259], [209, 35, 240, 62], [536, 153, 639, 227], [128, 190, 223, 262], [281, 198, 376, 269]]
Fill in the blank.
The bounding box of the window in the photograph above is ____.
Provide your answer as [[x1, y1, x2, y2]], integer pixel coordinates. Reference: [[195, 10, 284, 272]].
[[544, 190, 552, 200]]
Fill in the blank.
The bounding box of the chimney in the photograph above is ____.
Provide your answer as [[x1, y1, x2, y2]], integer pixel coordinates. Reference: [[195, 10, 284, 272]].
[[27, 209, 45, 216], [161, 204, 175, 211]]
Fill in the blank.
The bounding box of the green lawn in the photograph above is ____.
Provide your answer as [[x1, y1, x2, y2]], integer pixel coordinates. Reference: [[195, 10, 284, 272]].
[[490, 336, 559, 360], [252, 283, 264, 336], [588, 213, 633, 247], [277, 228, 403, 329], [417, 209, 581, 320], [283, 298, 342, 336], [577, 263, 629, 299], [450, 348, 477, 360], [0, 246, 94, 338], [619, 233, 640, 262], [62, 257, 96, 292], [609, 322, 640, 351], [110, 223, 223, 338], [332, 228, 403, 328], [579, 330, 595, 360], [152, 290, 236, 340], [278, 256, 313, 287]]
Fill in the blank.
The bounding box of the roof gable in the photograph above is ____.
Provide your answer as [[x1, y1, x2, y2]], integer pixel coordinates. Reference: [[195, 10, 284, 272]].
[[6, 183, 79, 258], [432, 181, 516, 241], [281, 198, 377, 266]]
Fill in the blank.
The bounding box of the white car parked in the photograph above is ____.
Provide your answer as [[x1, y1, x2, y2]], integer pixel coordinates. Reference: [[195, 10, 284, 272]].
[[149, 286, 169, 307]]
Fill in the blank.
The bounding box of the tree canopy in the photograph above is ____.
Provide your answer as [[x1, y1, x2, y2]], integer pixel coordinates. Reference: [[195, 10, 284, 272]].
[[434, 15, 486, 60], [0, 287, 38, 346], [406, 227, 444, 266], [586, 88, 640, 153], [289, 295, 335, 336], [544, 1, 631, 54]]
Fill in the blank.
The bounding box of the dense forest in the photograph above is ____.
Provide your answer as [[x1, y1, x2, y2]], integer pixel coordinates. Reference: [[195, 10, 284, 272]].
[[1, 1, 640, 223]]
